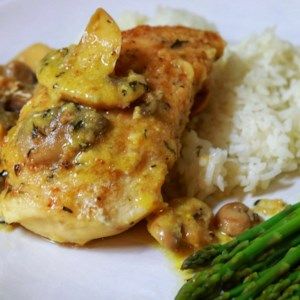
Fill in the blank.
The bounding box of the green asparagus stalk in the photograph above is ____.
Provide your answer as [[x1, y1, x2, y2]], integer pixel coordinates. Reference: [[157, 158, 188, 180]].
[[235, 246, 300, 300], [212, 240, 249, 265], [256, 268, 300, 300], [290, 296, 300, 300], [176, 206, 300, 300], [213, 214, 300, 268], [218, 268, 300, 300], [215, 280, 251, 300], [278, 283, 300, 300], [216, 256, 300, 300], [232, 234, 300, 283], [182, 202, 300, 270], [213, 216, 300, 269]]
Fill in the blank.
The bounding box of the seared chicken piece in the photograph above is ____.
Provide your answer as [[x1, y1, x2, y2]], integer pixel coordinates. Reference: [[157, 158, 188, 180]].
[[0, 9, 224, 244]]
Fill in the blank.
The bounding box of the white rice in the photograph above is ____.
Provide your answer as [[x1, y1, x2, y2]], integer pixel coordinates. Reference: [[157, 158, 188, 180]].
[[179, 30, 300, 198], [120, 9, 300, 199]]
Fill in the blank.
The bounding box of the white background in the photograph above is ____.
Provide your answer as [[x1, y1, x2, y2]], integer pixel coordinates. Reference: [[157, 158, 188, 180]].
[[0, 1, 300, 299]]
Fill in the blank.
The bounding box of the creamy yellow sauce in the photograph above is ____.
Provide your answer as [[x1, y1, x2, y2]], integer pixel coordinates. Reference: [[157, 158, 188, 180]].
[[0, 223, 14, 232], [253, 198, 287, 217], [215, 229, 233, 244], [163, 248, 194, 279], [160, 229, 232, 278], [86, 221, 155, 248], [161, 200, 287, 277]]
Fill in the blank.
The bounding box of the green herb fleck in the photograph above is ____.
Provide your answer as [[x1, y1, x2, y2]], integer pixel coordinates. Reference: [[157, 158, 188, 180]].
[[14, 164, 21, 176], [196, 145, 202, 157], [55, 71, 66, 78], [62, 206, 73, 213], [164, 141, 176, 155], [129, 81, 138, 91], [73, 120, 84, 131], [60, 47, 69, 56], [31, 123, 46, 139], [144, 129, 148, 138], [27, 148, 34, 158], [171, 39, 188, 49], [42, 109, 51, 118]]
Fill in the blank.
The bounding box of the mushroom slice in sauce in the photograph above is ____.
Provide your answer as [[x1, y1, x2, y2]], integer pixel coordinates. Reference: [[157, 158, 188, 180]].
[[214, 202, 261, 237], [17, 102, 109, 167], [0, 60, 36, 133], [148, 197, 214, 250]]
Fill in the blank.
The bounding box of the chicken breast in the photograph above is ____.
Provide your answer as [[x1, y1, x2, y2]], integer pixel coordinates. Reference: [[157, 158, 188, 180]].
[[0, 9, 224, 244]]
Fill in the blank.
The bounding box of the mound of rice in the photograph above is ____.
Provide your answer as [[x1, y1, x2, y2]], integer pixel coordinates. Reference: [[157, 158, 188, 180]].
[[178, 30, 300, 198], [120, 8, 300, 199]]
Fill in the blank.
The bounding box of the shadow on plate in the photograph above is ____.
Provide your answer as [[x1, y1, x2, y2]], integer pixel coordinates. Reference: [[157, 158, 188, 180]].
[[86, 220, 155, 249]]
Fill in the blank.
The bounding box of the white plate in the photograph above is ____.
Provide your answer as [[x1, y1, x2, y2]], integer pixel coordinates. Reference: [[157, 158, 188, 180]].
[[0, 1, 300, 299]]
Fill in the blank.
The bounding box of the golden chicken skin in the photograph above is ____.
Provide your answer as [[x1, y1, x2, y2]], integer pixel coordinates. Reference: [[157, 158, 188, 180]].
[[0, 9, 224, 244]]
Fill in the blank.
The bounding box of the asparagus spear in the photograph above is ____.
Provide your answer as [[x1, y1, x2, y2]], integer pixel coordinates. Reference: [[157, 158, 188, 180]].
[[213, 215, 300, 270], [215, 268, 300, 300], [232, 234, 300, 283], [278, 283, 300, 300], [176, 206, 300, 300], [235, 246, 300, 300], [211, 251, 300, 300], [182, 202, 300, 270], [257, 268, 300, 300], [214, 217, 300, 268]]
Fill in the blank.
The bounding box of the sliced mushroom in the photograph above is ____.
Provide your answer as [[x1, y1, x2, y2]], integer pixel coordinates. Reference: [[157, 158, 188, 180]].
[[214, 202, 260, 237], [17, 102, 109, 167], [147, 197, 214, 250], [4, 61, 36, 85], [0, 61, 36, 131]]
